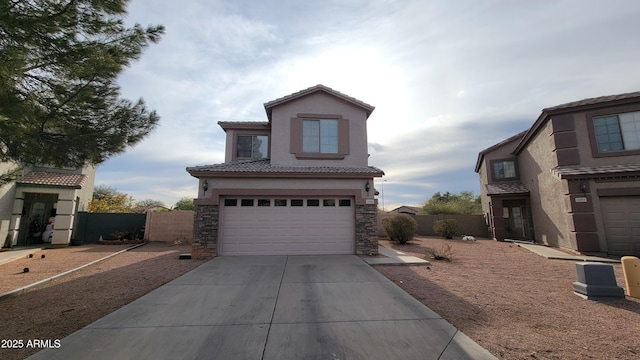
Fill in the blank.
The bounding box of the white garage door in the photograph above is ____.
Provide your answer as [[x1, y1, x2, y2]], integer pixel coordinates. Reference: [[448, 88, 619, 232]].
[[219, 197, 355, 255], [600, 196, 640, 256]]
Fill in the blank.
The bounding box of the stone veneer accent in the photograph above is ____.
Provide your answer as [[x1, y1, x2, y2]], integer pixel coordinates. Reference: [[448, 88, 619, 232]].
[[355, 203, 379, 255], [192, 205, 218, 259]]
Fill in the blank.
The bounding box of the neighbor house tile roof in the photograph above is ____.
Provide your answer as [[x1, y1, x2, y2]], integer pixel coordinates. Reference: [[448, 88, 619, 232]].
[[263, 84, 375, 120], [17, 172, 88, 188], [543, 91, 640, 112], [486, 182, 529, 195], [187, 159, 384, 177], [552, 164, 640, 179]]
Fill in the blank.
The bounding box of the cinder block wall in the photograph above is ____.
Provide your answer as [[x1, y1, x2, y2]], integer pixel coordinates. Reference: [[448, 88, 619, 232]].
[[144, 211, 194, 244], [378, 214, 488, 238]]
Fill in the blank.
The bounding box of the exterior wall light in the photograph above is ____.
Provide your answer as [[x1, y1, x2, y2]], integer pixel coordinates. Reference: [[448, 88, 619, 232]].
[[580, 181, 588, 194], [203, 179, 209, 192], [365, 180, 370, 192]]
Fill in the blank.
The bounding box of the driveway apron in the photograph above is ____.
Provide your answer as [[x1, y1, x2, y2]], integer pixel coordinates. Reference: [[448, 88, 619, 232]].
[[27, 255, 495, 360]]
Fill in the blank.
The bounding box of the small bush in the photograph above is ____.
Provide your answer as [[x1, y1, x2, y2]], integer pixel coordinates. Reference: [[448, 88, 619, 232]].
[[426, 243, 454, 261], [433, 219, 458, 239], [382, 214, 417, 244]]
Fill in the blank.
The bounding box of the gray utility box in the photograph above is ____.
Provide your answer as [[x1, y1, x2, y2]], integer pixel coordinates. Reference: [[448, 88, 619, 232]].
[[573, 262, 624, 300]]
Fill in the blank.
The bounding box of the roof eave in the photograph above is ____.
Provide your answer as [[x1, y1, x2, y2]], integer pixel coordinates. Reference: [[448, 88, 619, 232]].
[[186, 169, 384, 179]]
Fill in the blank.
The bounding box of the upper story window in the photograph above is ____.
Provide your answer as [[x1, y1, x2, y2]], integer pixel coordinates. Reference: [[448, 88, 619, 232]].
[[290, 114, 349, 159], [302, 119, 338, 153], [493, 160, 516, 180], [237, 135, 268, 159], [593, 111, 640, 153]]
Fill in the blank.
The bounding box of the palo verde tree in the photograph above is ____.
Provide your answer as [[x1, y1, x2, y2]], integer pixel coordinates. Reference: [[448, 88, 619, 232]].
[[421, 191, 482, 215], [0, 0, 164, 184], [88, 185, 134, 213]]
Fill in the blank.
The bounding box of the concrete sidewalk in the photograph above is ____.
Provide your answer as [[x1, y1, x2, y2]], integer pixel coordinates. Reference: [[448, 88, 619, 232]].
[[517, 243, 620, 263], [28, 255, 495, 360], [0, 246, 47, 266], [362, 245, 431, 265]]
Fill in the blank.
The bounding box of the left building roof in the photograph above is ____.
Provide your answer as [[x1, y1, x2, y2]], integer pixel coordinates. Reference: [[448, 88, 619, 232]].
[[17, 172, 87, 189]]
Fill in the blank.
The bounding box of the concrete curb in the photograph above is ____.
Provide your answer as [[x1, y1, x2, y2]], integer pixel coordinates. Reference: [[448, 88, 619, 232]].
[[0, 242, 148, 300]]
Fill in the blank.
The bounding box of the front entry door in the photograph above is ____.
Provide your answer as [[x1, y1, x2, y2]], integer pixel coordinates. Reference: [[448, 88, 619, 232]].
[[503, 201, 533, 240], [17, 193, 58, 246]]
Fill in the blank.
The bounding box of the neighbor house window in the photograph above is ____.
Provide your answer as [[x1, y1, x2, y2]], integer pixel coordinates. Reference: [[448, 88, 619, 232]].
[[302, 119, 338, 153], [593, 111, 640, 152], [237, 135, 268, 159], [493, 160, 516, 179]]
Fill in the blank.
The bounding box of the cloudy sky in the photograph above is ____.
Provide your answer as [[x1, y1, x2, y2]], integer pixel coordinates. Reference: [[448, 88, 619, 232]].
[[100, 0, 640, 210]]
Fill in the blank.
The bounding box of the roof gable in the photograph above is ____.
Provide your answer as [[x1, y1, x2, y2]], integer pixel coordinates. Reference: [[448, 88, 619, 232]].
[[263, 84, 375, 121], [474, 131, 526, 173], [514, 91, 640, 154]]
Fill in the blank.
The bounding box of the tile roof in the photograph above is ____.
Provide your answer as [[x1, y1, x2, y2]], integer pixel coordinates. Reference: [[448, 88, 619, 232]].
[[486, 182, 529, 195], [543, 91, 640, 112], [187, 159, 384, 176], [17, 172, 88, 188], [218, 121, 270, 130], [263, 84, 375, 120], [552, 164, 640, 179]]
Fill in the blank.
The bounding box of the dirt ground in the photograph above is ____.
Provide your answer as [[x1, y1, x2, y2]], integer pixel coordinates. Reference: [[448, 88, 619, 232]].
[[2, 238, 640, 359], [0, 242, 207, 360], [374, 236, 640, 360]]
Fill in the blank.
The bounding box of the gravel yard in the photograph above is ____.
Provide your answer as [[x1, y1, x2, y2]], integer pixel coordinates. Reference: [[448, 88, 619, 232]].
[[375, 237, 640, 360], [0, 242, 206, 360]]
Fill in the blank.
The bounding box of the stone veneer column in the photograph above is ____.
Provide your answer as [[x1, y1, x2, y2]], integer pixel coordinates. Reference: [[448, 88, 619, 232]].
[[355, 203, 378, 255], [192, 205, 218, 259]]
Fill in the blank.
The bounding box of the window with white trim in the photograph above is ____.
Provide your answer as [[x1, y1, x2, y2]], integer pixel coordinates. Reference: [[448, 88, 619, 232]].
[[302, 119, 338, 153]]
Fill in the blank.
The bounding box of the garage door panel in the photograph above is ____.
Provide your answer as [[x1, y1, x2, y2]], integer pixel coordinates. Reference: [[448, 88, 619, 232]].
[[220, 197, 355, 256], [601, 196, 640, 256]]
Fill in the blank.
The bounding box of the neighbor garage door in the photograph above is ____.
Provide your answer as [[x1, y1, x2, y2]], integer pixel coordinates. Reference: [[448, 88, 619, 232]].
[[219, 197, 355, 255], [600, 196, 640, 256]]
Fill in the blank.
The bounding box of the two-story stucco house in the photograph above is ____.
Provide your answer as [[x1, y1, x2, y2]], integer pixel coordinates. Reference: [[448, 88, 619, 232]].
[[1, 162, 95, 249], [476, 91, 640, 256], [187, 85, 384, 259]]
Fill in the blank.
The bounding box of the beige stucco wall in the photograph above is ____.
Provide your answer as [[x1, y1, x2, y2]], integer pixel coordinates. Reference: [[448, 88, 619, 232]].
[[0, 162, 19, 223], [144, 210, 194, 243], [517, 121, 573, 248], [269, 92, 370, 167]]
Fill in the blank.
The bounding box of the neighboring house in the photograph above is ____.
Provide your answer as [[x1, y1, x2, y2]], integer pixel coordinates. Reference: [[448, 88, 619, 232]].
[[0, 163, 95, 248], [475, 91, 640, 256], [390, 206, 421, 215], [187, 85, 384, 258]]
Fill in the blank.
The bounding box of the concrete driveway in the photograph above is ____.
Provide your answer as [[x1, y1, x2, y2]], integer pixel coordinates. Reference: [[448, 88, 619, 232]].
[[29, 255, 495, 360]]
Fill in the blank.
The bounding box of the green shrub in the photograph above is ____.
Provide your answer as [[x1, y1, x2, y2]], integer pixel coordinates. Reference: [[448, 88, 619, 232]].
[[382, 214, 417, 244], [433, 219, 458, 239]]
